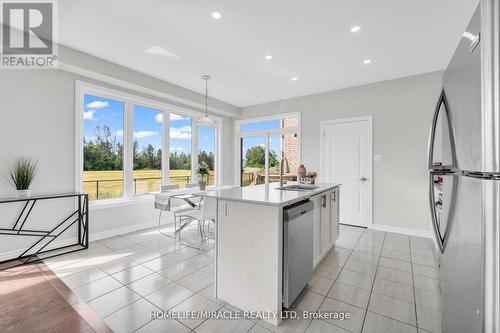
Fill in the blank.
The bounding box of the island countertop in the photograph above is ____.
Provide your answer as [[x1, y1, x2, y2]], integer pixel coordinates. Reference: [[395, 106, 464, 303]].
[[201, 182, 340, 206]]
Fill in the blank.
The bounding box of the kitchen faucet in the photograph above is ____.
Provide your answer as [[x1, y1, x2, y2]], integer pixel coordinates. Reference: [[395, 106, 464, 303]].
[[279, 156, 290, 187]]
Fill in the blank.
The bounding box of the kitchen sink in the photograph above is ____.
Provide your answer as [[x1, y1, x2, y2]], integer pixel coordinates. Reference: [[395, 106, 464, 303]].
[[276, 184, 319, 191]]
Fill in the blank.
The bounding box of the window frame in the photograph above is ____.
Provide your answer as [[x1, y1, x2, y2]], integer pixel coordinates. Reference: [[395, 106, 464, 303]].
[[234, 112, 301, 186], [76, 81, 222, 207]]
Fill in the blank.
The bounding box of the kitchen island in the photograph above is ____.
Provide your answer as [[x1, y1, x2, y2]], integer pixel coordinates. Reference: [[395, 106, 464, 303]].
[[202, 182, 340, 325]]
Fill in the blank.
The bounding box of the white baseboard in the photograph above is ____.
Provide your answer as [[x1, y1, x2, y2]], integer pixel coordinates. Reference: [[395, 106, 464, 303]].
[[89, 220, 158, 242], [371, 224, 433, 238], [313, 241, 336, 269], [0, 219, 159, 262]]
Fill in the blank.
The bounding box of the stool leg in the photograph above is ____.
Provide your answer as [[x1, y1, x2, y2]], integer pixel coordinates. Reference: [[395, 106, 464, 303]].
[[199, 220, 205, 251], [173, 211, 177, 241]]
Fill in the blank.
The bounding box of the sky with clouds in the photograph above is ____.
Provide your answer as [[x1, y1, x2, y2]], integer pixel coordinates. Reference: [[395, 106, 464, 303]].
[[83, 94, 215, 155]]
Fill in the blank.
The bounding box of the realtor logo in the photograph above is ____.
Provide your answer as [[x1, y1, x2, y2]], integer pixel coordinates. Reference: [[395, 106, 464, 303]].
[[1, 1, 58, 69]]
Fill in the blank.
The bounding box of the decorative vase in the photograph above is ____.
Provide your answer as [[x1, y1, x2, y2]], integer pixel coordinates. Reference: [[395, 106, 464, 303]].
[[16, 189, 31, 198], [298, 164, 307, 178], [198, 175, 207, 190]]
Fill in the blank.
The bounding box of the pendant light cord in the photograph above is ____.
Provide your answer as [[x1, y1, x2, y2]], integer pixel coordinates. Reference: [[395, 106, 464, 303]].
[[202, 74, 211, 117], [205, 77, 208, 116], [197, 74, 215, 127]]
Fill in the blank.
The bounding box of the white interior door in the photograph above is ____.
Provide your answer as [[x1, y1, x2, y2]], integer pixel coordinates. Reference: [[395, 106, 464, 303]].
[[321, 117, 372, 227]]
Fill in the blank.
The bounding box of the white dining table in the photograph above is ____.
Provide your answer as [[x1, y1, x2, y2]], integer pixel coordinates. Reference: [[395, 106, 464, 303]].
[[152, 185, 236, 210], [151, 185, 236, 242]]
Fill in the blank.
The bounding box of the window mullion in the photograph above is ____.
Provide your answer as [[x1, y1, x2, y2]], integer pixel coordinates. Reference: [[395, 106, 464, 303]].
[[215, 122, 220, 186], [264, 134, 270, 186], [191, 120, 199, 184], [123, 101, 134, 198], [162, 111, 170, 184]]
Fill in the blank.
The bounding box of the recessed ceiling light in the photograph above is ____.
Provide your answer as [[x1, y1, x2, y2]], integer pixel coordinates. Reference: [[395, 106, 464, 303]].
[[363, 59, 372, 65], [145, 46, 180, 58], [265, 55, 272, 60], [212, 12, 222, 19], [350, 25, 361, 33], [291, 76, 298, 81]]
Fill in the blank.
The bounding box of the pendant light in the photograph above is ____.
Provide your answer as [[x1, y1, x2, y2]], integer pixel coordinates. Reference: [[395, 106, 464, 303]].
[[196, 74, 216, 127]]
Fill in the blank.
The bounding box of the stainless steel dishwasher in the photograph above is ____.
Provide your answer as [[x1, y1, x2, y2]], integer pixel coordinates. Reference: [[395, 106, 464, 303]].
[[283, 200, 314, 308]]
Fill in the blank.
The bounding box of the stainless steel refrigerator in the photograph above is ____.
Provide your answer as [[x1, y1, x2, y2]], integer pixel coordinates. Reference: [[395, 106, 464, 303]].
[[427, 3, 500, 333]]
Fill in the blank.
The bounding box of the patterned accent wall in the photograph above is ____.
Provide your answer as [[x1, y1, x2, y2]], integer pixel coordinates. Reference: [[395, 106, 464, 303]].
[[281, 117, 299, 174]]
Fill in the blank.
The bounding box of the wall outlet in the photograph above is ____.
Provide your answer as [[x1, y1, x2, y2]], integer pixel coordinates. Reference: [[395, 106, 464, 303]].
[[374, 154, 382, 162]]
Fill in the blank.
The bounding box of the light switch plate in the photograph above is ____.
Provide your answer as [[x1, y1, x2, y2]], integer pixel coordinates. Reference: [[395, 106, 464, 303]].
[[374, 154, 382, 162]]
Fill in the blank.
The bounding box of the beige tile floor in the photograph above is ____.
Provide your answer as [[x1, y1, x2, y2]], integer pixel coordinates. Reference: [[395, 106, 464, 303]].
[[44, 223, 441, 333]]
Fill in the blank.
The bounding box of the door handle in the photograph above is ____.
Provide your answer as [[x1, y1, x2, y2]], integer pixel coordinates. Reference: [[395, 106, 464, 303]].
[[321, 195, 327, 208], [428, 89, 444, 170], [429, 173, 445, 253], [427, 88, 457, 170], [428, 174, 443, 252], [359, 177, 369, 183]]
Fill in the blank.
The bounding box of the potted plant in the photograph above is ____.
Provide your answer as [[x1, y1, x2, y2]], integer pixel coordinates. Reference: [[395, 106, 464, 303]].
[[197, 161, 210, 190], [9, 157, 37, 197]]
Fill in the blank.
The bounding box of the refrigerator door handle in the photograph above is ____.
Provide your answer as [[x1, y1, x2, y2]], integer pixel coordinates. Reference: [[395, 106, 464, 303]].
[[427, 89, 457, 170], [429, 172, 445, 253], [428, 171, 458, 254]]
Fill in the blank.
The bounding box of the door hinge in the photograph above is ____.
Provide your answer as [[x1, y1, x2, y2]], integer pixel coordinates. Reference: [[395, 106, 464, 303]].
[[470, 33, 480, 53]]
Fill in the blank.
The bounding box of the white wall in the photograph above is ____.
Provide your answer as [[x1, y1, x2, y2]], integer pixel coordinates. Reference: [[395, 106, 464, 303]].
[[0, 46, 237, 260], [241, 71, 443, 235]]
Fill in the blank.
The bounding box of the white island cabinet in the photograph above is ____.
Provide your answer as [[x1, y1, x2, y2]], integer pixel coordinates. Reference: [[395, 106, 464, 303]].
[[202, 182, 340, 326], [311, 187, 340, 266]]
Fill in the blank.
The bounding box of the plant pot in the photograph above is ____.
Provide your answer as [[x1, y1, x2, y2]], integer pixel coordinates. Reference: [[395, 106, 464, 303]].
[[198, 174, 208, 190], [16, 189, 31, 198]]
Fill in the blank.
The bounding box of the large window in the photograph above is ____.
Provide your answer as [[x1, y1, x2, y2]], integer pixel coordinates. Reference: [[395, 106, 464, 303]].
[[79, 83, 220, 201], [237, 114, 300, 186], [133, 105, 163, 195], [169, 113, 192, 187], [83, 94, 124, 200]]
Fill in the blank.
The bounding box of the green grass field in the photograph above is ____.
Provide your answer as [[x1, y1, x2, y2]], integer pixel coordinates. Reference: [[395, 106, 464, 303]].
[[83, 169, 214, 200]]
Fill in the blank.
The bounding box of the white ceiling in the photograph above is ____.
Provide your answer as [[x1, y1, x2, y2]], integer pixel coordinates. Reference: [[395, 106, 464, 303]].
[[57, 0, 479, 107]]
